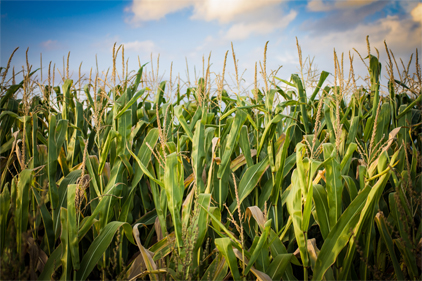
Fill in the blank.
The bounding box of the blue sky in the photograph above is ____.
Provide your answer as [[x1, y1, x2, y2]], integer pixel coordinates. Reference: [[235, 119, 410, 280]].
[[1, 0, 421, 95]]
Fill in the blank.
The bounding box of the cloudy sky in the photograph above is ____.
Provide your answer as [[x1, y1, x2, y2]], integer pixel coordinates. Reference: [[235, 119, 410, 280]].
[[1, 0, 421, 93]]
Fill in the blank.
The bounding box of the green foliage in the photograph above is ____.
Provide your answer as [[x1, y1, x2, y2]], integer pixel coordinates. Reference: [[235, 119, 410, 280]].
[[0, 40, 421, 280]]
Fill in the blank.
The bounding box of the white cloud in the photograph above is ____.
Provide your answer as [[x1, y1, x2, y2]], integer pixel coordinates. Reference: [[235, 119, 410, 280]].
[[411, 3, 422, 23], [190, 0, 284, 24], [41, 40, 60, 50], [126, 0, 193, 23], [398, 1, 420, 14], [122, 40, 156, 53], [127, 0, 286, 24], [307, 0, 378, 12], [126, 0, 296, 42], [222, 10, 297, 41], [276, 51, 299, 66], [299, 14, 421, 78]]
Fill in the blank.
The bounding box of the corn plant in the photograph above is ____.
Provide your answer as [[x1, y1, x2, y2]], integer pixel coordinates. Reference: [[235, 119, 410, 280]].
[[0, 39, 421, 280]]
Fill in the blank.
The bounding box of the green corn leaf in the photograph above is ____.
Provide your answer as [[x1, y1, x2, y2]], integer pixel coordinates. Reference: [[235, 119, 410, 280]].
[[200, 254, 228, 281], [131, 128, 160, 186], [291, 74, 309, 134], [340, 143, 357, 175], [396, 92, 422, 119], [374, 103, 391, 146], [233, 248, 272, 281], [321, 92, 333, 119], [47, 114, 68, 235], [77, 161, 128, 237], [119, 153, 133, 177], [189, 106, 203, 131], [192, 120, 206, 192], [215, 238, 241, 281], [0, 185, 10, 256], [54, 170, 81, 238], [182, 186, 196, 231], [313, 151, 397, 281], [76, 221, 134, 280], [302, 181, 313, 232], [116, 110, 132, 156], [295, 143, 307, 195], [133, 64, 148, 90], [267, 221, 301, 280], [66, 184, 79, 270], [311, 184, 371, 281], [155, 81, 166, 108], [369, 55, 381, 119], [286, 169, 307, 267], [266, 254, 293, 281], [61, 79, 73, 127], [174, 105, 194, 140], [272, 125, 293, 204], [193, 193, 212, 253], [374, 212, 405, 281], [265, 89, 277, 114], [220, 107, 237, 120], [151, 232, 175, 261], [66, 101, 83, 166], [132, 223, 158, 281], [342, 176, 358, 202], [312, 184, 330, 239], [163, 153, 184, 252], [389, 192, 418, 279], [346, 116, 359, 145], [132, 209, 159, 226], [0, 84, 21, 108], [323, 143, 343, 227], [38, 244, 63, 280], [115, 88, 148, 119], [239, 125, 254, 168], [274, 77, 295, 88], [199, 204, 241, 247], [120, 128, 160, 222], [217, 109, 247, 179], [32, 187, 55, 255], [309, 71, 330, 102], [148, 163, 167, 235], [31, 113, 38, 169], [0, 137, 14, 155], [83, 84, 95, 108], [244, 219, 272, 275], [15, 169, 33, 258], [257, 114, 282, 159], [229, 156, 270, 213], [60, 208, 71, 281], [338, 150, 398, 280], [98, 129, 119, 175], [127, 145, 164, 187], [363, 116, 374, 143], [0, 111, 30, 123]]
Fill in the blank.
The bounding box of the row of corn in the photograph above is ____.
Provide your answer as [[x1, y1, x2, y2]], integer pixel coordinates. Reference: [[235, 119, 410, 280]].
[[0, 40, 421, 280]]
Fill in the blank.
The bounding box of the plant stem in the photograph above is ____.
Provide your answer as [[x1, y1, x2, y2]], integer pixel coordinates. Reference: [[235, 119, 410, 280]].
[[304, 266, 308, 281]]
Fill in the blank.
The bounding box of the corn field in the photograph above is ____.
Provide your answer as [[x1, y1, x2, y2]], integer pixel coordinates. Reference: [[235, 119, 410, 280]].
[[0, 39, 421, 280]]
